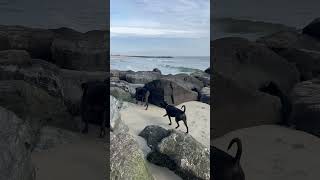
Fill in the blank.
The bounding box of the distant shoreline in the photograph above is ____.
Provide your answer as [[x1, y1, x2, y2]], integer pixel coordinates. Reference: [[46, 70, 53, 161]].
[[111, 55, 173, 58]]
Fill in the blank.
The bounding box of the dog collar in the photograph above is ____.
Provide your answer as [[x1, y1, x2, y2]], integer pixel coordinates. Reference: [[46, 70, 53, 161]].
[[165, 104, 169, 109]]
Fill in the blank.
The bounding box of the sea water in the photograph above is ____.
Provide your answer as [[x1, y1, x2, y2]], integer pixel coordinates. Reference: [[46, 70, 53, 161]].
[[111, 56, 210, 75]]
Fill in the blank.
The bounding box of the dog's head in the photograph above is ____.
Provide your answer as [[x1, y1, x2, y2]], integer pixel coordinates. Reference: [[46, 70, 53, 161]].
[[159, 101, 168, 109]]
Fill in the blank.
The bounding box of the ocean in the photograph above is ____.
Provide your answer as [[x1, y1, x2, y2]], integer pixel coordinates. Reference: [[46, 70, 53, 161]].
[[111, 56, 210, 75]]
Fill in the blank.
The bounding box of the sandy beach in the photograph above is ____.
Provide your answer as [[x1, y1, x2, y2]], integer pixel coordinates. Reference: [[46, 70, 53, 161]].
[[31, 125, 106, 180], [120, 101, 210, 180]]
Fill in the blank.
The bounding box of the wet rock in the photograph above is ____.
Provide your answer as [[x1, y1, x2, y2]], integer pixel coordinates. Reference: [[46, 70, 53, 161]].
[[200, 87, 210, 104], [139, 125, 170, 150], [191, 70, 210, 87]]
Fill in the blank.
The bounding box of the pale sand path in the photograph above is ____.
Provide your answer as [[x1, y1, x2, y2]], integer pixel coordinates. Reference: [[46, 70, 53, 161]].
[[31, 126, 106, 180], [120, 101, 210, 180]]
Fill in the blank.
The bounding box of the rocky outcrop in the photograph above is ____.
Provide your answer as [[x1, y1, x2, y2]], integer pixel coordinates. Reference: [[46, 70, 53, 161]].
[[212, 37, 299, 94], [110, 131, 154, 180], [51, 29, 108, 71], [0, 58, 63, 97], [120, 71, 162, 84], [0, 50, 32, 66], [0, 106, 35, 180], [110, 79, 144, 97], [110, 87, 133, 103], [140, 126, 210, 180], [60, 69, 107, 115], [303, 18, 320, 39], [200, 87, 210, 104], [163, 73, 204, 92], [212, 125, 320, 180], [191, 70, 210, 87], [0, 25, 54, 61], [0, 80, 71, 136], [290, 80, 320, 137], [212, 72, 282, 138], [257, 30, 320, 80], [144, 79, 198, 106]]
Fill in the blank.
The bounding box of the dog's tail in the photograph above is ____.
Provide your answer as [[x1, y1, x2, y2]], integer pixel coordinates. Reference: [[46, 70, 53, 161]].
[[181, 105, 186, 113], [227, 138, 242, 164]]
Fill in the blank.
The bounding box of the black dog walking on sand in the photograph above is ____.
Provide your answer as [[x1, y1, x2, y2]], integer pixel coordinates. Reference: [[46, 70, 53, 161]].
[[135, 87, 150, 110], [161, 101, 188, 133]]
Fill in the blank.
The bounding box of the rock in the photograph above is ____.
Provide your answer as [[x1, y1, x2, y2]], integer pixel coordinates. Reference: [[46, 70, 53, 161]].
[[110, 96, 128, 133], [110, 79, 144, 96], [163, 73, 204, 92], [191, 70, 210, 87], [212, 125, 320, 180], [290, 80, 320, 137], [122, 71, 162, 84], [145, 129, 210, 180], [257, 30, 320, 80], [212, 72, 282, 138], [110, 131, 154, 180], [204, 67, 211, 74], [110, 87, 134, 103], [34, 126, 79, 152], [144, 79, 198, 106], [0, 80, 72, 135], [0, 59, 64, 97], [60, 69, 107, 115], [303, 18, 320, 39], [139, 125, 170, 150], [0, 106, 35, 180], [200, 87, 210, 104], [152, 68, 162, 74], [51, 29, 108, 71], [0, 25, 55, 61], [0, 49, 32, 66], [212, 37, 299, 94]]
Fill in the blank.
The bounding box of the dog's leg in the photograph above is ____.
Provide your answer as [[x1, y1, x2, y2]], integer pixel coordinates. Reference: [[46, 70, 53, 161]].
[[81, 109, 89, 134], [168, 116, 172, 125], [163, 114, 167, 117], [183, 119, 188, 133], [100, 110, 106, 138], [175, 120, 180, 129]]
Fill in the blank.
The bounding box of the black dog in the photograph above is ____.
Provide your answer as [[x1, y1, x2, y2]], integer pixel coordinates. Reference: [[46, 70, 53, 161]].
[[81, 81, 108, 138], [161, 101, 188, 133], [211, 138, 245, 180], [135, 87, 150, 110]]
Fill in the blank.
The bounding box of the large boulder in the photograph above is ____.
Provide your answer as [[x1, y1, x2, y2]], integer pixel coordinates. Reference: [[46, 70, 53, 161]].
[[51, 29, 108, 71], [110, 131, 154, 180], [212, 37, 300, 94], [290, 80, 320, 137], [303, 18, 320, 39], [60, 69, 107, 115], [0, 59, 63, 97], [163, 73, 204, 92], [110, 96, 128, 133], [191, 70, 210, 87], [0, 107, 35, 180], [200, 87, 210, 104], [110, 87, 134, 103], [144, 79, 198, 106], [0, 80, 72, 135], [257, 30, 320, 80], [212, 125, 320, 180], [141, 127, 210, 180], [212, 72, 282, 138], [110, 79, 144, 96], [120, 71, 161, 84], [0, 25, 55, 61]]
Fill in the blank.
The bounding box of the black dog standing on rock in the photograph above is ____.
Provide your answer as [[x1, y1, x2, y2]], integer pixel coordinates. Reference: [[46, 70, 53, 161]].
[[135, 87, 150, 110], [212, 138, 245, 180], [81, 81, 108, 138], [161, 101, 188, 133]]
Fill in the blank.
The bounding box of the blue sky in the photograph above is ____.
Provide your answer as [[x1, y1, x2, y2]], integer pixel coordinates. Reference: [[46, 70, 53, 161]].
[[110, 0, 210, 56]]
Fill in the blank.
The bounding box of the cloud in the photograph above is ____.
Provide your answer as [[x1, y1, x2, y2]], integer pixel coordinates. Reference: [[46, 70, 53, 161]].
[[110, 0, 210, 38]]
